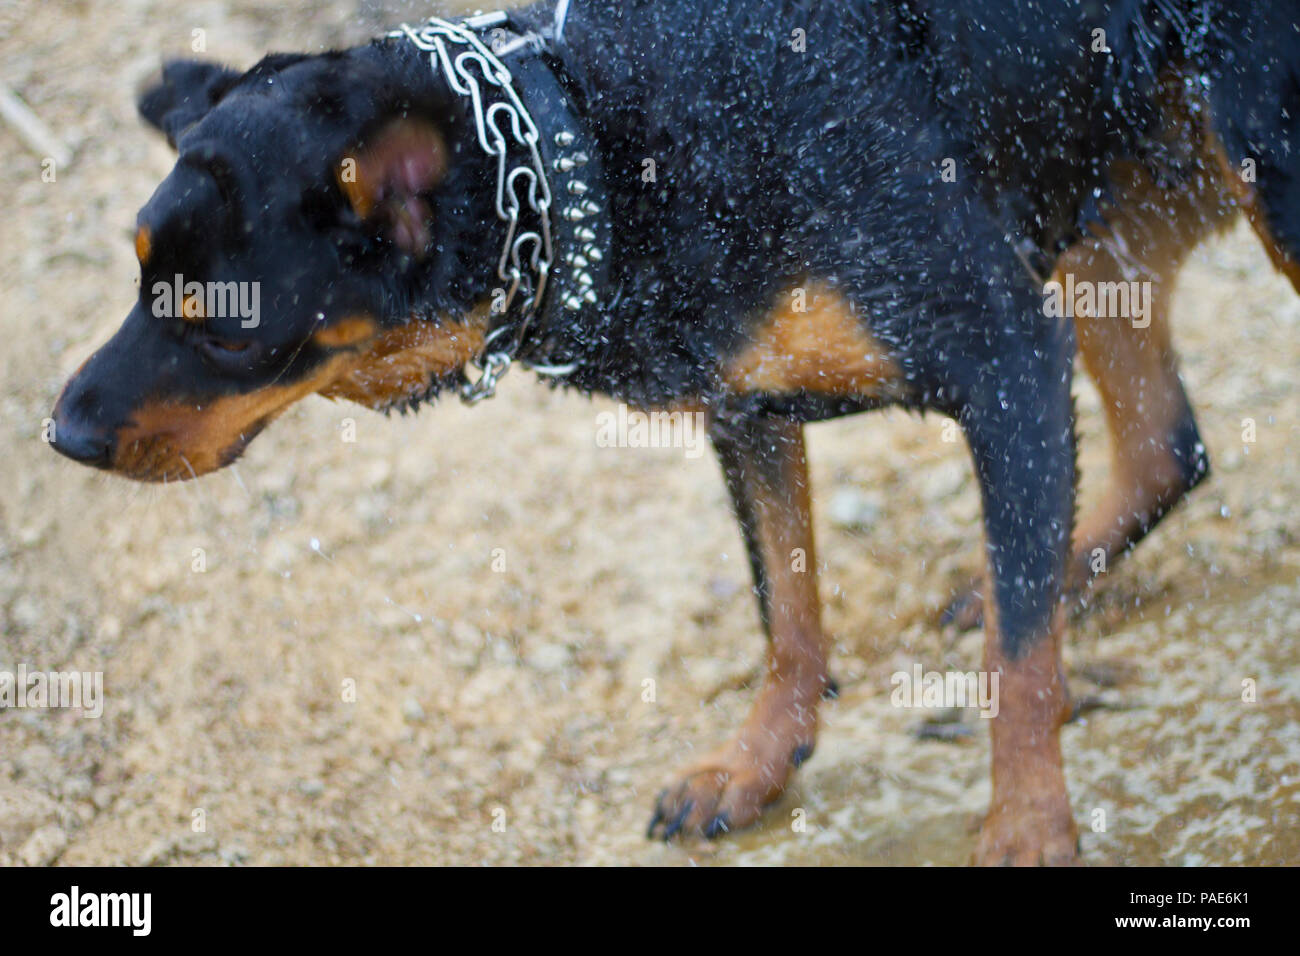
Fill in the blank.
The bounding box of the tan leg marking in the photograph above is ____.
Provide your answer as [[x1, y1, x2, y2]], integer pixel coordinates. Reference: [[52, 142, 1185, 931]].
[[1065, 152, 1235, 583], [1207, 131, 1300, 291], [974, 602, 1077, 866], [650, 419, 830, 839], [948, 113, 1237, 631]]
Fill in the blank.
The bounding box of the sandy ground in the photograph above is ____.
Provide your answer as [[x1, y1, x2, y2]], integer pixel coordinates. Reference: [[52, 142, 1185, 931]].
[[1, 0, 1297, 866]]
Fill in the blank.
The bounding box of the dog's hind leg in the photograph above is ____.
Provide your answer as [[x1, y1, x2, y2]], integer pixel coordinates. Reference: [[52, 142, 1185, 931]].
[[647, 414, 831, 840], [945, 153, 1235, 631], [1063, 158, 1235, 593], [1204, 1, 1300, 293]]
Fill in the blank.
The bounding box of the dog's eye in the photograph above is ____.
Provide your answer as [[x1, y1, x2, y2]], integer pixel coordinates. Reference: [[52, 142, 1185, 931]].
[[198, 336, 255, 368], [206, 338, 249, 353]]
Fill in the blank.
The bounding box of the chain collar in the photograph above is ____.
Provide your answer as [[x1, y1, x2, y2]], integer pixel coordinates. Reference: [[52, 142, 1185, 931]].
[[391, 10, 608, 404]]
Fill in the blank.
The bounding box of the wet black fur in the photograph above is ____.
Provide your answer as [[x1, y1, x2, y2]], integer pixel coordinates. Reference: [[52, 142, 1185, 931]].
[[54, 0, 1299, 655], [505, 0, 1299, 412], [72, 0, 1299, 413]]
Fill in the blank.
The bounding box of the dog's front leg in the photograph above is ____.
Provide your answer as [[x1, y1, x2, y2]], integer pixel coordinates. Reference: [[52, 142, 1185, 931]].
[[961, 330, 1080, 866], [648, 413, 830, 840]]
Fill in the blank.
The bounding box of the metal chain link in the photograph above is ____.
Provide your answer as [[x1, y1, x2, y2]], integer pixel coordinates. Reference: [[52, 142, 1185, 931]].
[[392, 14, 554, 404]]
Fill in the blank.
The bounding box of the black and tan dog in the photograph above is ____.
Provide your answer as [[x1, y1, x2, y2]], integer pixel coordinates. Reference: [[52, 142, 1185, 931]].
[[50, 0, 1299, 864]]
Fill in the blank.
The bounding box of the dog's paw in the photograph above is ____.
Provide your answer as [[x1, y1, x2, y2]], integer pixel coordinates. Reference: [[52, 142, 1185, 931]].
[[647, 734, 814, 841], [973, 801, 1080, 866]]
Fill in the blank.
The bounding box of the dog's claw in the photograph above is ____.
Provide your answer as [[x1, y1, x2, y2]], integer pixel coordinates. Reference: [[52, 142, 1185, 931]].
[[647, 789, 695, 842], [646, 798, 666, 839], [660, 798, 693, 841], [703, 813, 731, 839]]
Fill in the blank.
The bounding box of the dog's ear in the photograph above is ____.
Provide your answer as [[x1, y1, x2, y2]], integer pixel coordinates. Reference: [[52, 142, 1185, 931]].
[[335, 117, 450, 255], [137, 60, 242, 148]]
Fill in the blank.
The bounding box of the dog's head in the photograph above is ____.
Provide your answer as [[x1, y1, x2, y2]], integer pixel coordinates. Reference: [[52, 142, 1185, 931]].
[[50, 43, 497, 481]]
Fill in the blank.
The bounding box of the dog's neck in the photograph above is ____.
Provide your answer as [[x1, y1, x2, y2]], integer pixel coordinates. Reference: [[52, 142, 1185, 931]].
[[390, 6, 612, 403]]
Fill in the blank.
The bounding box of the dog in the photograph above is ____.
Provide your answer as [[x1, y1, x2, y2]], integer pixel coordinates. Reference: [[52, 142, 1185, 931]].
[[49, 0, 1300, 864]]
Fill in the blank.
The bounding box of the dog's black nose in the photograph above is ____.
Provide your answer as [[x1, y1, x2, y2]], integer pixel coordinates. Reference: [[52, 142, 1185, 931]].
[[49, 414, 115, 468]]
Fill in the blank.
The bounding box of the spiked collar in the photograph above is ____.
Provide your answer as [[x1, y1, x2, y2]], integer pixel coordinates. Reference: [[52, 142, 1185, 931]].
[[391, 6, 610, 404]]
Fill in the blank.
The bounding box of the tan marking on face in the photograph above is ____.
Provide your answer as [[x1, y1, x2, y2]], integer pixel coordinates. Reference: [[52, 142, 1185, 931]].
[[181, 294, 204, 323], [135, 226, 152, 265], [112, 355, 355, 482], [312, 315, 379, 349], [338, 160, 377, 220], [722, 283, 902, 397], [109, 307, 489, 482], [318, 307, 489, 410]]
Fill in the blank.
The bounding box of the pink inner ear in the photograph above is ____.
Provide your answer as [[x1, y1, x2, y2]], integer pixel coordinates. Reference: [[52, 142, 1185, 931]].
[[341, 118, 449, 254], [393, 150, 444, 195]]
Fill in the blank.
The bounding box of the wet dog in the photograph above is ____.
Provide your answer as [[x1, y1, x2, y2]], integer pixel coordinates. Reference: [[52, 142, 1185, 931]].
[[50, 0, 1300, 863]]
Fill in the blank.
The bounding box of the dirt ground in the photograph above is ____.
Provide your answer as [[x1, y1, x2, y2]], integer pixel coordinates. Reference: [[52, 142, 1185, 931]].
[[1, 0, 1297, 867]]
